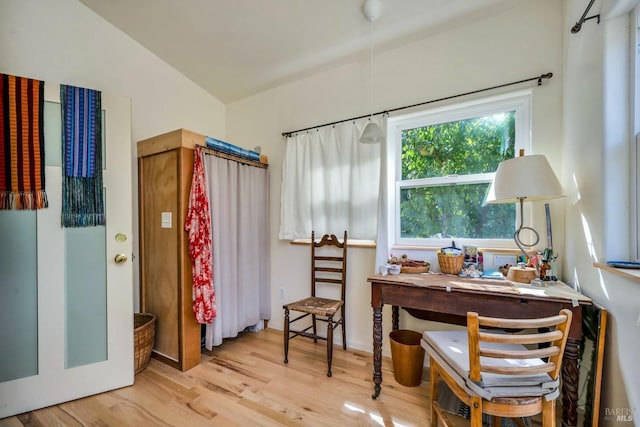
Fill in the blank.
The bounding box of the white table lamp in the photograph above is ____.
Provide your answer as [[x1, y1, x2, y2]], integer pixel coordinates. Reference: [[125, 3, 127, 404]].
[[485, 153, 564, 282]]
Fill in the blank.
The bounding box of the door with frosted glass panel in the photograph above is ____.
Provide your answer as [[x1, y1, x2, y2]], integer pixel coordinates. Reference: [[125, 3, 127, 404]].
[[0, 83, 133, 418]]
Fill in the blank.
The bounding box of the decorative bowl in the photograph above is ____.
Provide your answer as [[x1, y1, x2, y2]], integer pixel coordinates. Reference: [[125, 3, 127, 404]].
[[388, 264, 401, 275]]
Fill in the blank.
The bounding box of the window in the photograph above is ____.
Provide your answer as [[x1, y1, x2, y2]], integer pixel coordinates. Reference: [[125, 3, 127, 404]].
[[388, 91, 531, 248]]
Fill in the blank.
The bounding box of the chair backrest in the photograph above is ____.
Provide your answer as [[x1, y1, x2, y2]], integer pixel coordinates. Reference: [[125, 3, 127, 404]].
[[467, 309, 572, 384], [310, 231, 348, 301]]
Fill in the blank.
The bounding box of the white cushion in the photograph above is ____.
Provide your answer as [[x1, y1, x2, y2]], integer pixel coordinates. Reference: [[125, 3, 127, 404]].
[[422, 331, 559, 400]]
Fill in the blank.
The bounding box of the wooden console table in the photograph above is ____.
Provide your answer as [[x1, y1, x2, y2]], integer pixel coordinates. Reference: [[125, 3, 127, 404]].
[[368, 273, 592, 427]]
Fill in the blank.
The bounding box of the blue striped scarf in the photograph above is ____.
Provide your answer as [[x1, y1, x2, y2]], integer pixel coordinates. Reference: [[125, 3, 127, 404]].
[[63, 86, 98, 177], [61, 85, 104, 227]]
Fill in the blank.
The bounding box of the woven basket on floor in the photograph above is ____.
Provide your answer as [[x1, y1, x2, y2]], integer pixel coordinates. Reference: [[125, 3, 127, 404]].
[[134, 313, 156, 374], [437, 254, 465, 275]]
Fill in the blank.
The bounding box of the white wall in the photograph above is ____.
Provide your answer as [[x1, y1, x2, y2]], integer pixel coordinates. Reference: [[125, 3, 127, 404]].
[[563, 0, 639, 421], [227, 0, 564, 354], [0, 0, 226, 309]]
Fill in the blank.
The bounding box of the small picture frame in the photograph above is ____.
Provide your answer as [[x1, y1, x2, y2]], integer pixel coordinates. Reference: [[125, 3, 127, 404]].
[[463, 245, 478, 264], [462, 245, 483, 272]]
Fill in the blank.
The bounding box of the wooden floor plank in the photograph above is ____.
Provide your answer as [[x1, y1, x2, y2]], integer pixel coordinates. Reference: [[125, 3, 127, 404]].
[[15, 406, 84, 427]]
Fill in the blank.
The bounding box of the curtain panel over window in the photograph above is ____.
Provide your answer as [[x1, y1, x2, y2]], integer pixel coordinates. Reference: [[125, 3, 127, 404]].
[[279, 118, 383, 240]]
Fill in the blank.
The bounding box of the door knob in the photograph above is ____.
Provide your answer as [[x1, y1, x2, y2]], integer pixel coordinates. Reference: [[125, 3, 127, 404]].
[[114, 254, 128, 264]]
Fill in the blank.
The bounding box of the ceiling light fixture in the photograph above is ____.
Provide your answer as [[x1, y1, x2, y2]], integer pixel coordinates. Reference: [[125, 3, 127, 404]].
[[360, 0, 385, 144]]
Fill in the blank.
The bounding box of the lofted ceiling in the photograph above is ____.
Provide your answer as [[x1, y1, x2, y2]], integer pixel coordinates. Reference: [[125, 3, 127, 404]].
[[79, 0, 510, 103]]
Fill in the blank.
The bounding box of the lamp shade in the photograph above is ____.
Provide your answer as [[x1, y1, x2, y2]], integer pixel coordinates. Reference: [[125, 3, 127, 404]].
[[360, 121, 385, 144], [485, 154, 564, 204]]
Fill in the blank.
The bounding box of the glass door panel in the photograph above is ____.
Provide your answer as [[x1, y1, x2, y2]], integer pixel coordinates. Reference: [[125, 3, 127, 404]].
[[44, 99, 110, 368], [0, 99, 60, 382], [65, 226, 107, 368], [0, 211, 38, 382], [44, 100, 62, 167]]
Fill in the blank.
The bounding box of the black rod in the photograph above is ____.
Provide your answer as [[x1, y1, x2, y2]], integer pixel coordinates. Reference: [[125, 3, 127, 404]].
[[282, 72, 553, 138], [571, 0, 600, 34], [198, 144, 268, 169]]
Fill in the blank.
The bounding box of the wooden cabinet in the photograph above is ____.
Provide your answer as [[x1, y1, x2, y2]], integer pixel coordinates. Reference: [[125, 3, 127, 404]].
[[137, 129, 203, 371]]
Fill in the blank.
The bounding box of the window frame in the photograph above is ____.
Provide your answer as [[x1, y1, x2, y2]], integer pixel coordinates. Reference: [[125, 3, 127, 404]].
[[387, 90, 533, 249]]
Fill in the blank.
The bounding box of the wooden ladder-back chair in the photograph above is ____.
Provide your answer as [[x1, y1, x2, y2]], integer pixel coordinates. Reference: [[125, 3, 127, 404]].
[[422, 309, 573, 427], [283, 231, 348, 377]]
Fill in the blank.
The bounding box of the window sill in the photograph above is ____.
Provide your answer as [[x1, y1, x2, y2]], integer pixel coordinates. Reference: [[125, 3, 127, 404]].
[[290, 239, 376, 249], [593, 262, 640, 283], [391, 245, 522, 254]]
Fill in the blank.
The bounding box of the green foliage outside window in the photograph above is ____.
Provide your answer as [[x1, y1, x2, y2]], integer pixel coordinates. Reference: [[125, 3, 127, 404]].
[[400, 112, 517, 239]]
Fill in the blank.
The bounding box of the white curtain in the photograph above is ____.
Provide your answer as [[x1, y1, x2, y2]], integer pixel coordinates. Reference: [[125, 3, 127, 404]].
[[375, 120, 392, 272], [203, 154, 270, 348], [279, 117, 383, 240]]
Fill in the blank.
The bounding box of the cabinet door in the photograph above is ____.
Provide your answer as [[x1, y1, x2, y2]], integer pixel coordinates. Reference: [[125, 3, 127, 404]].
[[0, 84, 133, 417]]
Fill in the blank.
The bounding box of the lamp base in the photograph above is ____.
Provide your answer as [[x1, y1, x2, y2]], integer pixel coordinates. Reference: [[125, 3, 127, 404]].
[[506, 266, 537, 284]]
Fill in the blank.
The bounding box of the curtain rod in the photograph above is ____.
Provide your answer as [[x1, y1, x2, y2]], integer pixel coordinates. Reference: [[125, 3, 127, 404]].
[[282, 72, 553, 138], [570, 0, 600, 33]]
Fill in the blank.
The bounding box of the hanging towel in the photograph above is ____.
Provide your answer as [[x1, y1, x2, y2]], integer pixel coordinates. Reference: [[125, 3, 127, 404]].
[[0, 73, 48, 210], [185, 146, 217, 323], [60, 84, 104, 227]]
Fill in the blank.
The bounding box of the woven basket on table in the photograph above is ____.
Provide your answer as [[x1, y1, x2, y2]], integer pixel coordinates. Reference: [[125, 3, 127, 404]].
[[437, 254, 465, 275], [400, 265, 430, 274], [134, 313, 156, 374]]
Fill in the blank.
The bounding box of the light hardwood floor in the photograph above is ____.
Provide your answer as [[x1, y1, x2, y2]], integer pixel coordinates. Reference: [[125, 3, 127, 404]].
[[0, 328, 432, 426]]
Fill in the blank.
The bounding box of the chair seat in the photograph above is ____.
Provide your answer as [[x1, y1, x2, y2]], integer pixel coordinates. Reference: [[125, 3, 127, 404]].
[[422, 331, 559, 401], [284, 297, 343, 316]]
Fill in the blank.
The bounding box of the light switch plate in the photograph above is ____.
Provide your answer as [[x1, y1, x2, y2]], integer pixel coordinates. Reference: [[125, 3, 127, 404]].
[[161, 212, 172, 228]]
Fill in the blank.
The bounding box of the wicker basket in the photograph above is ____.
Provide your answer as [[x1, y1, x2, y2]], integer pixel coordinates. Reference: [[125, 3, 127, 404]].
[[400, 265, 430, 274], [134, 313, 156, 374], [437, 254, 465, 275]]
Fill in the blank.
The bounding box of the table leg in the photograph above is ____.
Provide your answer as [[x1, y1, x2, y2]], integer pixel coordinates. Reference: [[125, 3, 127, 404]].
[[392, 305, 399, 330], [561, 338, 580, 427], [372, 306, 383, 399]]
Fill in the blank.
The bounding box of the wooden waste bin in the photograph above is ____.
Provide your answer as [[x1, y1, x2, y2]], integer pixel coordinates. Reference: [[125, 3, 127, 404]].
[[389, 329, 425, 387]]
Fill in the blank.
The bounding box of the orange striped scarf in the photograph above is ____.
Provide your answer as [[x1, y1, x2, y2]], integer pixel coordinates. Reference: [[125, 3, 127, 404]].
[[0, 73, 48, 210]]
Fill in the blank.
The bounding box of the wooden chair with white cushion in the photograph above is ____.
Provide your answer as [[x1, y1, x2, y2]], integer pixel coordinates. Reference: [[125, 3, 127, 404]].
[[422, 309, 572, 427]]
